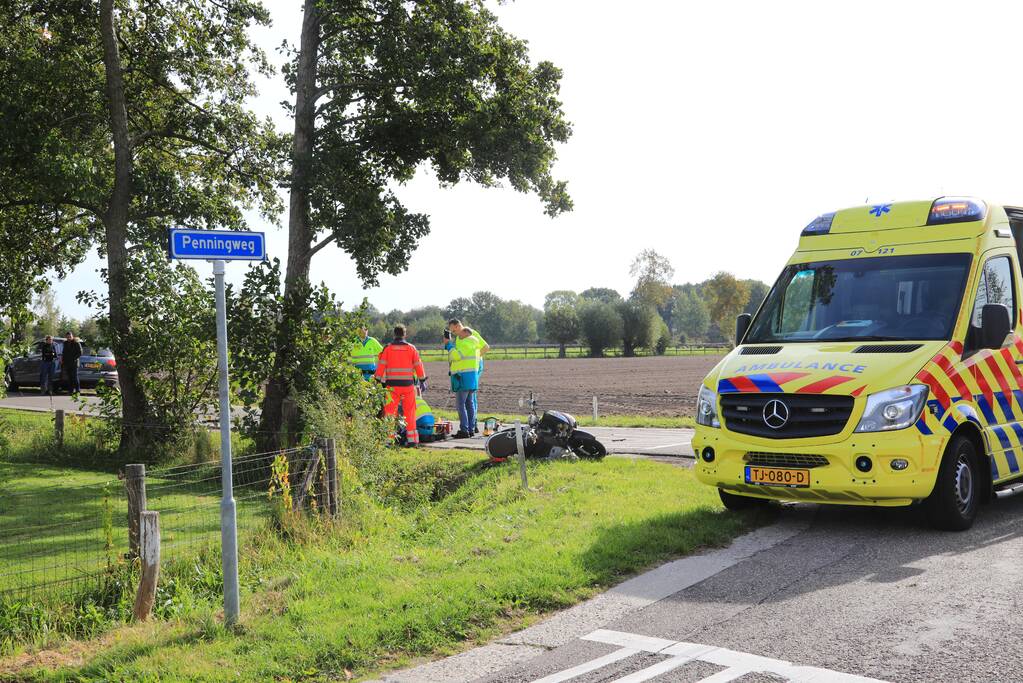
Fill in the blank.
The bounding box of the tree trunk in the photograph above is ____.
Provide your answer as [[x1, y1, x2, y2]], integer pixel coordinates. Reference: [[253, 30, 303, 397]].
[[257, 0, 321, 451], [100, 0, 149, 453], [558, 343, 566, 359]]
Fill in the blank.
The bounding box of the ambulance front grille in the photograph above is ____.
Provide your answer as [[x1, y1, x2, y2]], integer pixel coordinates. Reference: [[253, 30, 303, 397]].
[[721, 393, 854, 439], [744, 452, 830, 469]]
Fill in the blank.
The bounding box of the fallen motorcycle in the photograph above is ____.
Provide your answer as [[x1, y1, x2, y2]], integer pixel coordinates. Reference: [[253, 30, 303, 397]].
[[484, 393, 607, 460]]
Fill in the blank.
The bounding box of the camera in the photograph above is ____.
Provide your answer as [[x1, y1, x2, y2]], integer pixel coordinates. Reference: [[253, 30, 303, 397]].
[[443, 330, 451, 340]]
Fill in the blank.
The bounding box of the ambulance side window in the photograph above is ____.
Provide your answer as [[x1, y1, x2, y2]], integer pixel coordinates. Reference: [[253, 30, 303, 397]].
[[965, 256, 1016, 352]]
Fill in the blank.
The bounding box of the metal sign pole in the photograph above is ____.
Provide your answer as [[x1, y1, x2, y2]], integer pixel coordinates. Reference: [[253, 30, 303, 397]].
[[213, 259, 239, 625]]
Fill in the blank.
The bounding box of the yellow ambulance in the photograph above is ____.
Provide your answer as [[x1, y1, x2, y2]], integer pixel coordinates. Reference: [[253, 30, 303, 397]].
[[693, 197, 1023, 530]]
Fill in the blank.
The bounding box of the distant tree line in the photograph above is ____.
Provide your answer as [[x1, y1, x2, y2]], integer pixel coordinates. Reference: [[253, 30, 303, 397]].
[[365, 250, 770, 357]]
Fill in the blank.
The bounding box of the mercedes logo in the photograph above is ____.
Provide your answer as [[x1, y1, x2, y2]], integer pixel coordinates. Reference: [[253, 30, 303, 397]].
[[763, 399, 790, 429]]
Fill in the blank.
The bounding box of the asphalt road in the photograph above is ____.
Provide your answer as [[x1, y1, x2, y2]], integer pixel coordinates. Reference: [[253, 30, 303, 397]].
[[475, 495, 1023, 683], [425, 426, 694, 457], [0, 390, 99, 414]]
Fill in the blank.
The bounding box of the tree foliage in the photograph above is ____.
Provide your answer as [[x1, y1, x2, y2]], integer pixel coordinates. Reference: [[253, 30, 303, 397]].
[[544, 290, 579, 309], [704, 272, 751, 345], [544, 305, 580, 358], [629, 249, 675, 309], [743, 279, 771, 315], [79, 246, 221, 458], [617, 300, 658, 357], [259, 0, 573, 446], [579, 287, 623, 305], [1, 1, 282, 453], [578, 300, 623, 358], [231, 260, 383, 445], [671, 288, 710, 341]]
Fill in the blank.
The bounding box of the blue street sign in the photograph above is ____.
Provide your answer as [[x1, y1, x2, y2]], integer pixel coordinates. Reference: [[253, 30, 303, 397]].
[[167, 229, 266, 261]]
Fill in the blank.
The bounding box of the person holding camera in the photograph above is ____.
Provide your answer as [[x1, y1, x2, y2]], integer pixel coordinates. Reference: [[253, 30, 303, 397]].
[[445, 319, 487, 438]]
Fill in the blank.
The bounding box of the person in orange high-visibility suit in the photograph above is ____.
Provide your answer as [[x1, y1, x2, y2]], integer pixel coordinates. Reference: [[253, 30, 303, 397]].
[[375, 324, 428, 446]]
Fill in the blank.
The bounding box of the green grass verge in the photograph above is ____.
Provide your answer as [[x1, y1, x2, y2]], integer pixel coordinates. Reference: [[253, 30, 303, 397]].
[[8, 451, 766, 682], [434, 408, 695, 429]]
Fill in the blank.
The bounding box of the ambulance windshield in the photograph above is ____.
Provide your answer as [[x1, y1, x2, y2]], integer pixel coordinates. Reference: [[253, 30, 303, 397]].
[[746, 253, 973, 343]]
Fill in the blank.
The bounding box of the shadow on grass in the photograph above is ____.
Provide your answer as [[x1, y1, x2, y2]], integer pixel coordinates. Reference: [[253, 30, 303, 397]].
[[579, 506, 777, 587]]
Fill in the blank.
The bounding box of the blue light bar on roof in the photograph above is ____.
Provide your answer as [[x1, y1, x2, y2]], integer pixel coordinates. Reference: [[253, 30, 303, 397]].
[[927, 197, 985, 225], [802, 212, 835, 236]]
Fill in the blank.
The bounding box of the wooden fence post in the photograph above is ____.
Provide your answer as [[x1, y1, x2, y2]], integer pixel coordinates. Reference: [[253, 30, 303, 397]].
[[125, 464, 147, 559], [133, 511, 160, 621], [54, 409, 64, 447], [292, 447, 321, 511], [325, 438, 338, 517]]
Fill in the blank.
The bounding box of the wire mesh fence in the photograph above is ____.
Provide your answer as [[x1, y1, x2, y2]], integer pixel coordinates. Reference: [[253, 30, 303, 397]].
[[0, 444, 324, 601]]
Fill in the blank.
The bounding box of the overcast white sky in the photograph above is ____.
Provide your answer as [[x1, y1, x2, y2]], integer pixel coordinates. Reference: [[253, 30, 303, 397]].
[[51, 0, 1023, 319]]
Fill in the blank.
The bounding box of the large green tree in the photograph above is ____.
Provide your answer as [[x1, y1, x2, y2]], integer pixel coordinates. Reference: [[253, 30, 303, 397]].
[[617, 300, 657, 357], [1, 2, 280, 451], [544, 305, 579, 357], [704, 272, 751, 345], [672, 289, 710, 342], [259, 0, 573, 446], [579, 287, 623, 305], [629, 249, 674, 309], [578, 300, 622, 358]]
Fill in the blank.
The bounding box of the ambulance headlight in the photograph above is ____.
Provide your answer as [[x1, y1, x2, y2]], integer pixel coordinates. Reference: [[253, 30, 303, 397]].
[[854, 385, 929, 433], [696, 385, 720, 428]]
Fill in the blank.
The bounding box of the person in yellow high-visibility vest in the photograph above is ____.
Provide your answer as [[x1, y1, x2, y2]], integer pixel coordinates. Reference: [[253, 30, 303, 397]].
[[445, 320, 486, 437], [446, 319, 489, 435], [350, 326, 384, 380]]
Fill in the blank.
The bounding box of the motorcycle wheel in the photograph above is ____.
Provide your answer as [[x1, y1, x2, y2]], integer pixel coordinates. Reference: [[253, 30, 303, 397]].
[[569, 431, 607, 459], [485, 429, 521, 459]]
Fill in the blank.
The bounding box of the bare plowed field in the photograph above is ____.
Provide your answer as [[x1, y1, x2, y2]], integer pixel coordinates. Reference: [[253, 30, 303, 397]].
[[424, 355, 724, 417]]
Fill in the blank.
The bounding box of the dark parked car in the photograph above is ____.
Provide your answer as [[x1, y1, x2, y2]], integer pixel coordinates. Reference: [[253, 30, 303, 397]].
[[4, 338, 119, 393]]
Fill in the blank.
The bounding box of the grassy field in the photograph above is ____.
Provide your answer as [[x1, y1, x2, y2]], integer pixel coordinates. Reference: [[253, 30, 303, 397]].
[[433, 408, 695, 429], [417, 344, 726, 362], [4, 451, 766, 682]]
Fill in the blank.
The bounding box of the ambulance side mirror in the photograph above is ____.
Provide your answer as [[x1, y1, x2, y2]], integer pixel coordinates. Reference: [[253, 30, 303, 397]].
[[735, 313, 752, 346], [981, 304, 1011, 349]]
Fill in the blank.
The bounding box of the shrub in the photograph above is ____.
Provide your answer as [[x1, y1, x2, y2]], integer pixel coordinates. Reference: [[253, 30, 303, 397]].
[[617, 300, 658, 357], [655, 319, 672, 355], [578, 301, 623, 357]]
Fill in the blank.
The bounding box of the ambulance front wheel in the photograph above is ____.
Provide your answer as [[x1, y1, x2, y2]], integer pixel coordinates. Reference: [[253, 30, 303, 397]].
[[719, 488, 765, 511], [924, 434, 980, 531]]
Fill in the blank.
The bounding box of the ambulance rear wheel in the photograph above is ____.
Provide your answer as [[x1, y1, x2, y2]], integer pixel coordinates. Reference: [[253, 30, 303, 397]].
[[924, 434, 979, 531], [719, 488, 764, 511]]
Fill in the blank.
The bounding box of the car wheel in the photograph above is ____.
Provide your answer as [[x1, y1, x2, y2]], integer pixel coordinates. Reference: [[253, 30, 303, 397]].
[[4, 368, 16, 391], [924, 434, 980, 531], [719, 488, 765, 511]]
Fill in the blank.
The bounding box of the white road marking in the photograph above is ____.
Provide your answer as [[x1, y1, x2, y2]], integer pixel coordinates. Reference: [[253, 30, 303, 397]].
[[643, 441, 690, 450], [522, 629, 890, 683], [610, 643, 717, 683], [530, 647, 640, 683]]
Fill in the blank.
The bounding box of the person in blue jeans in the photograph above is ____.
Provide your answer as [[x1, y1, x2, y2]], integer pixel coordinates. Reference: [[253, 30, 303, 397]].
[[447, 319, 490, 435], [38, 335, 58, 396], [445, 323, 483, 438]]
